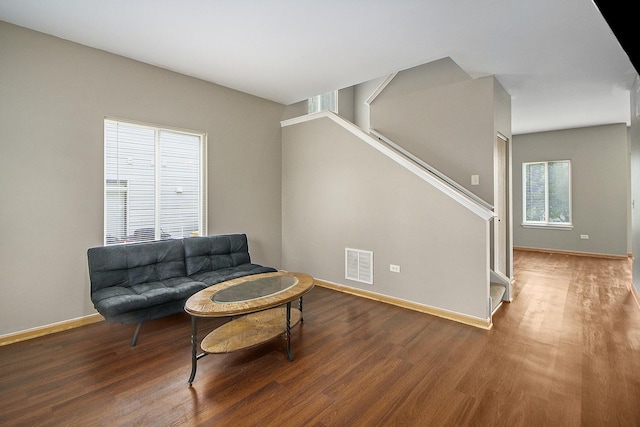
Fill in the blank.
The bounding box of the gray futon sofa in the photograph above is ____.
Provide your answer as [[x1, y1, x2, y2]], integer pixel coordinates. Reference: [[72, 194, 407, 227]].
[[87, 233, 277, 346]]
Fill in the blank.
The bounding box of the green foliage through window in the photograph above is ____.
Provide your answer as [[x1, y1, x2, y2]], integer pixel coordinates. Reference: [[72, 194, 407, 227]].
[[523, 160, 571, 225]]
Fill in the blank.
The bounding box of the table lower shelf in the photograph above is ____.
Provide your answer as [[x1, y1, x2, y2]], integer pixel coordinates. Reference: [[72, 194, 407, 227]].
[[201, 307, 302, 354]]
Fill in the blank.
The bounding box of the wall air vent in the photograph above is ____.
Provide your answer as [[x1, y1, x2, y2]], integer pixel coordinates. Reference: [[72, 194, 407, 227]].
[[345, 248, 374, 285]]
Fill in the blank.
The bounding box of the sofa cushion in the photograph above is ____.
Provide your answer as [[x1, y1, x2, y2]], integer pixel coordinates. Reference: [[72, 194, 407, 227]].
[[184, 234, 253, 276], [92, 276, 206, 317], [189, 264, 278, 286], [88, 239, 187, 292], [127, 240, 187, 285]]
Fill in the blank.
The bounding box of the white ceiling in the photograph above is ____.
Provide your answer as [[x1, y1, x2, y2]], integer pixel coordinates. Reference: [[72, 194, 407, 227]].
[[0, 0, 636, 134]]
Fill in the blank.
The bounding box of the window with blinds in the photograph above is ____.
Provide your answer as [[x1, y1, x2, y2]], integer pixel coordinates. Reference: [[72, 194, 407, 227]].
[[104, 119, 206, 245], [523, 160, 571, 227]]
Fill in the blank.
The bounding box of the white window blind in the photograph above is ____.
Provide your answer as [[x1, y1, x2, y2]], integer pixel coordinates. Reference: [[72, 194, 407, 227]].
[[105, 179, 128, 245], [523, 160, 571, 227], [104, 119, 206, 245]]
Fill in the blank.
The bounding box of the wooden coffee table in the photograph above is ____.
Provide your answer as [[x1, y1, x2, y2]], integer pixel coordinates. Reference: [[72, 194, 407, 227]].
[[184, 271, 314, 385]]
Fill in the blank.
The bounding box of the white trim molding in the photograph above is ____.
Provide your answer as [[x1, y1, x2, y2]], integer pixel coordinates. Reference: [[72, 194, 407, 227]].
[[364, 72, 398, 105], [315, 278, 492, 330]]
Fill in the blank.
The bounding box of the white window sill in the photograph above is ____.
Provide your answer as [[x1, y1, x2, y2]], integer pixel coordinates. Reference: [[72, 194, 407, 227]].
[[521, 223, 573, 230]]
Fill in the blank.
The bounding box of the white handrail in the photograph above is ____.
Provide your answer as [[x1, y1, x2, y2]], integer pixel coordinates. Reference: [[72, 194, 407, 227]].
[[369, 129, 494, 212], [281, 112, 495, 221]]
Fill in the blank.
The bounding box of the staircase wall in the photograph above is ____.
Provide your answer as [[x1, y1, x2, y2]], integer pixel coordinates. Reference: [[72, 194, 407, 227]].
[[282, 116, 491, 322], [368, 58, 509, 205]]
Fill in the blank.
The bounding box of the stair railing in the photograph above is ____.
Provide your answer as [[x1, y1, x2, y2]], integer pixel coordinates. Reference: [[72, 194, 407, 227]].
[[370, 129, 494, 212]]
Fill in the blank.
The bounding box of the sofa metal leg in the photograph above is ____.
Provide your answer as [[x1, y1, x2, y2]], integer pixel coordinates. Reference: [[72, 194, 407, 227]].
[[130, 322, 143, 347]]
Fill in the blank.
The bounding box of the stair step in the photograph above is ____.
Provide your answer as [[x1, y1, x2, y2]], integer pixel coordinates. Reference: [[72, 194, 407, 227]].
[[490, 282, 507, 313]]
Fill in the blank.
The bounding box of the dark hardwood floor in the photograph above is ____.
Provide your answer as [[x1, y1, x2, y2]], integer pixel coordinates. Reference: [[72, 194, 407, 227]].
[[1, 250, 639, 426]]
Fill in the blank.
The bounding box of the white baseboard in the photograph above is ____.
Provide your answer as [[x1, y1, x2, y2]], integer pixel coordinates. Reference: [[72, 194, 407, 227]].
[[315, 278, 492, 330], [514, 246, 629, 260]]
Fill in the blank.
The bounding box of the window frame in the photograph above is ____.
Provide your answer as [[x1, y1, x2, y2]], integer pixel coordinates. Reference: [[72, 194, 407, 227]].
[[522, 160, 573, 229], [103, 118, 207, 245]]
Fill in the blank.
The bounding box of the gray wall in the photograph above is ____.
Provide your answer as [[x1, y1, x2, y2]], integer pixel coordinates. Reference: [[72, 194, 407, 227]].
[[369, 59, 501, 204], [494, 79, 513, 143], [512, 124, 629, 256], [282, 117, 490, 321], [336, 86, 355, 123], [0, 21, 284, 336], [282, 100, 307, 121], [354, 75, 385, 131], [630, 76, 640, 292]]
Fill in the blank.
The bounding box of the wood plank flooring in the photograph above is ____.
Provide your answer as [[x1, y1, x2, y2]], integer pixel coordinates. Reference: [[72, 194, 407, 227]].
[[1, 250, 639, 426]]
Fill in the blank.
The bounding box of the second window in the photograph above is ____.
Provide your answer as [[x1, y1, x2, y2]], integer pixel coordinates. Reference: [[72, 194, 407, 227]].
[[523, 160, 572, 227]]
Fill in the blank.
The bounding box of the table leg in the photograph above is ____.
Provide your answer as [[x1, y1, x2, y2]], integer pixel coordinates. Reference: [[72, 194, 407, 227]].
[[299, 296, 304, 322], [286, 302, 293, 361], [188, 316, 198, 386]]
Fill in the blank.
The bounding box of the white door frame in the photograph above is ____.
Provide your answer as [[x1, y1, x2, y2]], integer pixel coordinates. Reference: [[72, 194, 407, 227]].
[[493, 132, 513, 298]]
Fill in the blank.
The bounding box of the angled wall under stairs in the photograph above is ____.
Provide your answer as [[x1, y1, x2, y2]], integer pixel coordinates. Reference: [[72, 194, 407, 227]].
[[282, 112, 496, 327]]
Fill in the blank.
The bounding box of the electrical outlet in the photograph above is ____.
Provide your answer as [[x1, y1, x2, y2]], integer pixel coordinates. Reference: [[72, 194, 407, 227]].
[[390, 264, 401, 273], [580, 234, 589, 240]]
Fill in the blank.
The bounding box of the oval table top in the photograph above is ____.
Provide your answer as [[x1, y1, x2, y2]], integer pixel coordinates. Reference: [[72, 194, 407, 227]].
[[184, 271, 314, 317]]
